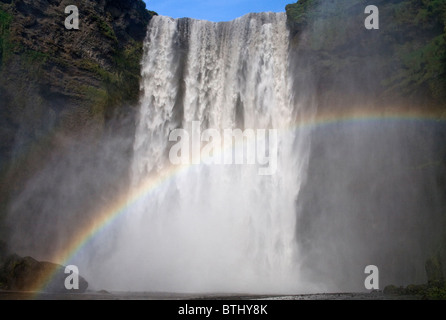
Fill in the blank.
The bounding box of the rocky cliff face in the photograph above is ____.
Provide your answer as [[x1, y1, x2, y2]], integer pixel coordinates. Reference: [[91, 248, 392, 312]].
[[0, 0, 155, 258], [286, 0, 446, 110], [286, 0, 446, 292]]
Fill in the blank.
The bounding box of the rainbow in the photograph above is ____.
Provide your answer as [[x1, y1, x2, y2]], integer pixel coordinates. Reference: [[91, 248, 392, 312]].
[[31, 106, 446, 296]]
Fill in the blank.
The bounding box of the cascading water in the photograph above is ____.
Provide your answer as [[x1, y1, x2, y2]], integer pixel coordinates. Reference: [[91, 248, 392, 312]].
[[100, 12, 313, 293]]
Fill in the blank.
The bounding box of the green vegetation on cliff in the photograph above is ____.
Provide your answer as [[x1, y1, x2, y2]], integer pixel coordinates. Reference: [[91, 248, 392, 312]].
[[286, 0, 446, 108], [92, 14, 118, 43], [77, 39, 145, 121], [0, 9, 12, 67], [0, 0, 155, 133]]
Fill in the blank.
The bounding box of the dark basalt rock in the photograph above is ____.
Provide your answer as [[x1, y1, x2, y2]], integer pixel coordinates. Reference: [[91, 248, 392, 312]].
[[0, 254, 88, 293]]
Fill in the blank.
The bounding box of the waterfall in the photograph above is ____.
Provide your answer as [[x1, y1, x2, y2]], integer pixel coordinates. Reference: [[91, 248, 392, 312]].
[[105, 12, 312, 294]]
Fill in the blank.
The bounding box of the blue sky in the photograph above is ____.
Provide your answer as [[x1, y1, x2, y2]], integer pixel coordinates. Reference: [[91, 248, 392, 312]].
[[143, 0, 295, 22]]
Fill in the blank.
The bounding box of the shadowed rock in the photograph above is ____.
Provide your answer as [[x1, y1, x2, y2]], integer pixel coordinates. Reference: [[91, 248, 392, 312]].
[[0, 254, 88, 293]]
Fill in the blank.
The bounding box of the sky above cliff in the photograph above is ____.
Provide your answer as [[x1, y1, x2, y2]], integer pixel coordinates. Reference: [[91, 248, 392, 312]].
[[144, 0, 293, 22]]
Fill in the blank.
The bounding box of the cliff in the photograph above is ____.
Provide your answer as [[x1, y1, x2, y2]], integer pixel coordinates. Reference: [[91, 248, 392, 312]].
[[286, 0, 446, 111], [286, 0, 446, 294], [0, 0, 156, 259]]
